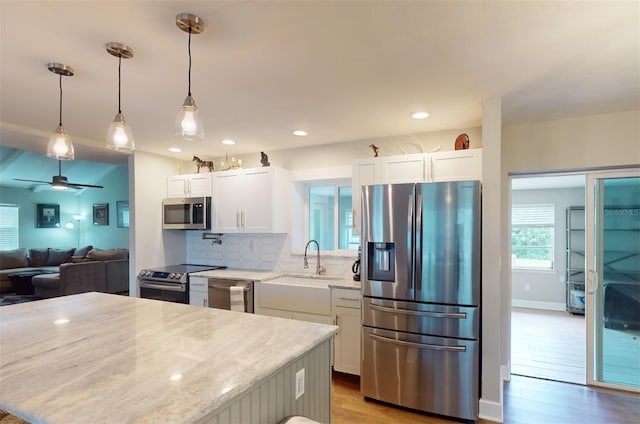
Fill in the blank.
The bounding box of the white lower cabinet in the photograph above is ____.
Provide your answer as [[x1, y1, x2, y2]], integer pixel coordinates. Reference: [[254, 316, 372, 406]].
[[189, 276, 208, 307], [332, 288, 361, 376]]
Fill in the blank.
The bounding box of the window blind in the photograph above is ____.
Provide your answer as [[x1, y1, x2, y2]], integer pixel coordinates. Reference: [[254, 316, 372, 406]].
[[0, 204, 19, 250], [512, 204, 555, 226]]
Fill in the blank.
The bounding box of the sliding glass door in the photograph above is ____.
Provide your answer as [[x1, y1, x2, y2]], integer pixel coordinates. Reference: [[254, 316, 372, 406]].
[[586, 171, 640, 391]]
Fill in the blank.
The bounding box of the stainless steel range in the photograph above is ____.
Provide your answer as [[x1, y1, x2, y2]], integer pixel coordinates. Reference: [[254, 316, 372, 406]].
[[138, 264, 226, 304]]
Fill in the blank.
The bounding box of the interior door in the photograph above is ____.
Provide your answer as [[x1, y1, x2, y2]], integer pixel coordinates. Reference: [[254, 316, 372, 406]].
[[586, 170, 640, 391]]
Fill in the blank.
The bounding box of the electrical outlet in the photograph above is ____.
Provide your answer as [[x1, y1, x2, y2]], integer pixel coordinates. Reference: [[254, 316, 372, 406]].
[[295, 368, 305, 400], [525, 283, 530, 291]]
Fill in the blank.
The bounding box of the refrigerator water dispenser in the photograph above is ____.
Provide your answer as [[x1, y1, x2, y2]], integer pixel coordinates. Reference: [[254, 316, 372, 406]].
[[367, 242, 395, 281]]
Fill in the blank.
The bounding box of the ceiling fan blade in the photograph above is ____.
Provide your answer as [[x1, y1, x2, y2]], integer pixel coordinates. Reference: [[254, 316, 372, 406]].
[[67, 182, 104, 189], [13, 178, 51, 184]]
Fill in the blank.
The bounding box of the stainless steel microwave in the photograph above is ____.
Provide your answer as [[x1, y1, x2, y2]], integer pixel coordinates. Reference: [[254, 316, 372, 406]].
[[162, 197, 211, 230]]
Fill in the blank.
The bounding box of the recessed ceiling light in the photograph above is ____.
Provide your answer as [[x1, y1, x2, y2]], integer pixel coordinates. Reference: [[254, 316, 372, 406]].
[[168, 147, 182, 153], [221, 139, 236, 145], [411, 111, 429, 120], [293, 130, 308, 137]]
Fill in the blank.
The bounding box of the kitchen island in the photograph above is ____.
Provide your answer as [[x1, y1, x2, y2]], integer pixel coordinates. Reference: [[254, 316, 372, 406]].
[[0, 292, 337, 423]]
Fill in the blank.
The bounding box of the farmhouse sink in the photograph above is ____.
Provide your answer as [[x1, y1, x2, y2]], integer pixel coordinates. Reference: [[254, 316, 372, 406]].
[[266, 274, 344, 288]]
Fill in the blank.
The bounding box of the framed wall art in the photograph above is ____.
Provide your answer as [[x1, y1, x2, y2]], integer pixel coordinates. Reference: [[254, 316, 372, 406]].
[[116, 200, 129, 228], [93, 203, 109, 226], [36, 204, 60, 228]]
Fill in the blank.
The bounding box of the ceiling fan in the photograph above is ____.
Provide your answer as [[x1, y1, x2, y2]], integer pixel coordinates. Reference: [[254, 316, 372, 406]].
[[14, 160, 103, 190]]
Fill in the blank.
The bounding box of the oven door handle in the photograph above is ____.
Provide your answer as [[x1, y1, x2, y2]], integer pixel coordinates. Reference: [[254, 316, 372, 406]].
[[369, 303, 466, 319], [369, 333, 466, 352], [139, 281, 186, 292]]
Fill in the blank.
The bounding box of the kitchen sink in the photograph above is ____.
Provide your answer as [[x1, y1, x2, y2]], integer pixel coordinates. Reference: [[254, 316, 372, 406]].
[[266, 274, 344, 288]]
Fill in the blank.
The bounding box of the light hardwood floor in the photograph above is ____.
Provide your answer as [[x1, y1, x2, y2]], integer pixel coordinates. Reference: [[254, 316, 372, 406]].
[[511, 307, 640, 387], [511, 307, 585, 384], [332, 372, 640, 424]]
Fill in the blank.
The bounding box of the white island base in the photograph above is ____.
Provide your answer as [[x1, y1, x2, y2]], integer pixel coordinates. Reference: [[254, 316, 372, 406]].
[[0, 292, 336, 424]]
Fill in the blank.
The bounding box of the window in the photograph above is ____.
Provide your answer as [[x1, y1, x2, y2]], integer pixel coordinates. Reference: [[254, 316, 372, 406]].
[[512, 204, 555, 270], [0, 204, 19, 250], [307, 182, 359, 252]]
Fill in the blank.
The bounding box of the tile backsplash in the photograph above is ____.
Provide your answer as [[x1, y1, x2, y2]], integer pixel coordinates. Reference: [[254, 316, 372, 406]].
[[186, 232, 356, 277]]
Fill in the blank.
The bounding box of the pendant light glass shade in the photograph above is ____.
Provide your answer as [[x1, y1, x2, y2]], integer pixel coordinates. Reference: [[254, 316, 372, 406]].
[[175, 13, 205, 141], [46, 63, 75, 161], [106, 42, 135, 152], [175, 95, 204, 140], [47, 124, 74, 160], [106, 112, 135, 151]]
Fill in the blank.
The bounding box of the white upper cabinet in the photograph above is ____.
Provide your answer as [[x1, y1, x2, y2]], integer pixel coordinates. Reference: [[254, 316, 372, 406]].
[[351, 149, 482, 234], [429, 149, 483, 182], [212, 166, 290, 233], [379, 153, 426, 183], [167, 173, 213, 198]]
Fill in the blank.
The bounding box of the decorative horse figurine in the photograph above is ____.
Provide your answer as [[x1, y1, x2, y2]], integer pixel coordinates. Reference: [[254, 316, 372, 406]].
[[193, 156, 214, 173]]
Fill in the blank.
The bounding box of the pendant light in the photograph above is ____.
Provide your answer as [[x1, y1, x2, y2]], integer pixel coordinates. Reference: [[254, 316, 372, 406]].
[[175, 12, 205, 141], [106, 42, 135, 152], [46, 63, 75, 160]]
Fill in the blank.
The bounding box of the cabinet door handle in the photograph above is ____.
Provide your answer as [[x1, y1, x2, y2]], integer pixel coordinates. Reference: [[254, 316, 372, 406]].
[[236, 211, 241, 228], [241, 211, 245, 228], [335, 314, 339, 327], [203, 298, 207, 307]]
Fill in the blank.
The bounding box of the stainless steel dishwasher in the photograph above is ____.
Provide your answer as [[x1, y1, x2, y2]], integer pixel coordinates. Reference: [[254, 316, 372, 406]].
[[208, 279, 254, 313]]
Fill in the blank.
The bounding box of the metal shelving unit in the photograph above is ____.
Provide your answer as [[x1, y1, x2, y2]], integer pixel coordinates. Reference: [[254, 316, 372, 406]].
[[566, 206, 585, 314]]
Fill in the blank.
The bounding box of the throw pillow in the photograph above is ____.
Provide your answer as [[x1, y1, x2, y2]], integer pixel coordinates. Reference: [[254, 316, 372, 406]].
[[28, 248, 49, 267], [73, 245, 93, 258], [87, 248, 129, 261], [0, 248, 28, 269], [47, 248, 75, 266]]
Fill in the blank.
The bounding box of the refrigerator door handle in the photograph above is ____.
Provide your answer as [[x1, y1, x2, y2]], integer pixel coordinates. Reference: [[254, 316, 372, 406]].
[[369, 333, 467, 352], [414, 191, 422, 292], [370, 303, 467, 319], [409, 192, 415, 291]]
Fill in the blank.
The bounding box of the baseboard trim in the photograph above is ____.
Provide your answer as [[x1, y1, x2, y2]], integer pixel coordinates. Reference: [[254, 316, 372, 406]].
[[511, 299, 565, 311], [479, 398, 503, 423], [501, 364, 511, 382]]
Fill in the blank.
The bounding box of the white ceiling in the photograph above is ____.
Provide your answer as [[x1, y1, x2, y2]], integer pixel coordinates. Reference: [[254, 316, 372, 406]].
[[0, 1, 638, 170]]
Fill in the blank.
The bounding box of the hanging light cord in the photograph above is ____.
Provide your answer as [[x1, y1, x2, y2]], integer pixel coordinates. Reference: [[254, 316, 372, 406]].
[[117, 54, 122, 114], [187, 26, 192, 97], [58, 74, 63, 126]]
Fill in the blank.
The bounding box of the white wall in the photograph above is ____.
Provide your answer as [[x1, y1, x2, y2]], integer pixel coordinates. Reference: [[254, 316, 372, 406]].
[[130, 151, 186, 295], [503, 110, 640, 172], [199, 127, 484, 172], [511, 186, 585, 310]]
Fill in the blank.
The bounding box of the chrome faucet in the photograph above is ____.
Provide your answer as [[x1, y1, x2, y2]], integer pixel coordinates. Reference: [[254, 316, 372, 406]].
[[304, 239, 325, 275]]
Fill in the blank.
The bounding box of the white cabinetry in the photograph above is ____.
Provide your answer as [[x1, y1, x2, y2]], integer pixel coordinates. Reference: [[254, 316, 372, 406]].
[[429, 149, 482, 182], [332, 288, 361, 375], [212, 167, 290, 233], [351, 149, 482, 234], [167, 173, 212, 198], [255, 280, 333, 325], [189, 276, 208, 307]]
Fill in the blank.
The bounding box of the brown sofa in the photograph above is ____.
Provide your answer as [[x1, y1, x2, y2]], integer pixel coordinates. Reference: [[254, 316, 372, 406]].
[[31, 248, 129, 298], [0, 247, 129, 297], [0, 247, 92, 293]]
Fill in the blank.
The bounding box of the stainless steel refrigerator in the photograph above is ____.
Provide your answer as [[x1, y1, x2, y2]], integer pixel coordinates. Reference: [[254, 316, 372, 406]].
[[360, 181, 481, 422]]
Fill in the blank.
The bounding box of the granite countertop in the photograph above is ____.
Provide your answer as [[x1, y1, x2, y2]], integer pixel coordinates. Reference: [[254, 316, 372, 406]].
[[0, 292, 337, 424], [190, 268, 284, 281], [190, 269, 362, 291]]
